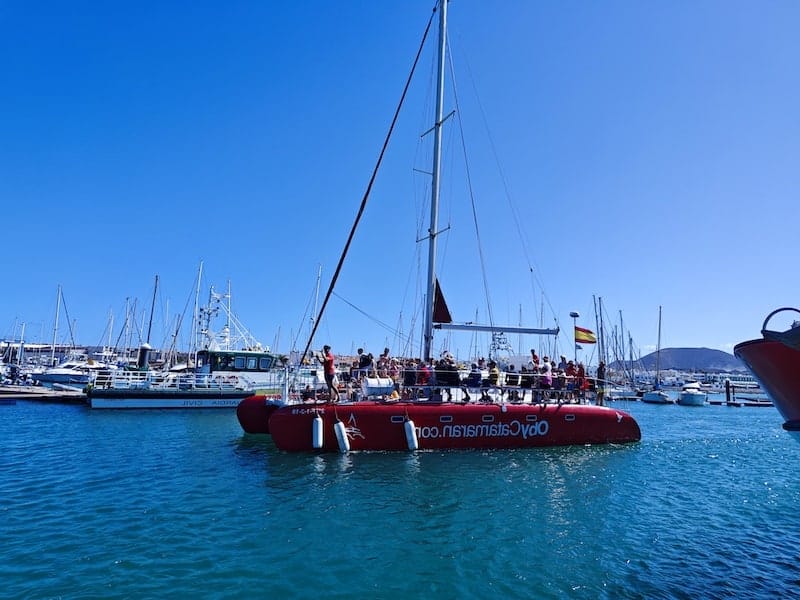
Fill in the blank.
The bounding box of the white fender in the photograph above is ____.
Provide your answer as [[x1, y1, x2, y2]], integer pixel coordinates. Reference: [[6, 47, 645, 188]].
[[404, 419, 419, 451], [312, 414, 324, 449], [333, 419, 350, 453]]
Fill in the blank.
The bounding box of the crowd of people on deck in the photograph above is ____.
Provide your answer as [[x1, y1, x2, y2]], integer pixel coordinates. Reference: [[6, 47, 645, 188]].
[[305, 344, 598, 404]]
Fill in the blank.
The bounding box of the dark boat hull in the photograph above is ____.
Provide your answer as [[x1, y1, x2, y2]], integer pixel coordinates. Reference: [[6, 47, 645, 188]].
[[89, 388, 253, 409], [734, 338, 800, 430], [266, 401, 641, 452]]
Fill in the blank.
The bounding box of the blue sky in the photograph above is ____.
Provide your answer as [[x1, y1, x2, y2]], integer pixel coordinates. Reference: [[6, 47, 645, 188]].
[[2, 1, 798, 365]]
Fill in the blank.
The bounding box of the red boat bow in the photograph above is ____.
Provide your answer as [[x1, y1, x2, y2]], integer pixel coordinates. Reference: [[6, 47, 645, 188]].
[[236, 395, 281, 434], [735, 338, 800, 430]]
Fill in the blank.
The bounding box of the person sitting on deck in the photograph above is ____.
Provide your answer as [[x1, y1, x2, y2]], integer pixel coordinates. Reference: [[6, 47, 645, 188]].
[[553, 368, 566, 402], [481, 360, 500, 402], [416, 360, 433, 398], [402, 359, 418, 395], [435, 353, 461, 401], [388, 358, 401, 383], [377, 348, 391, 378], [357, 349, 375, 378], [519, 365, 534, 402], [504, 364, 521, 402], [465, 363, 482, 388]]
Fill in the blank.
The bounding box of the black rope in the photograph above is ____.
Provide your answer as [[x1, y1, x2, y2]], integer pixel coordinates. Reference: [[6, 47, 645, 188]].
[[301, 5, 438, 361]]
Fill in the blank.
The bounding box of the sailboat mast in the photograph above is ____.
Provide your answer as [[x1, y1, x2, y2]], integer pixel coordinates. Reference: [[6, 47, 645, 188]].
[[226, 280, 232, 351], [628, 332, 634, 382], [597, 296, 607, 364], [107, 309, 114, 351], [422, 0, 447, 363], [146, 274, 159, 345], [17, 322, 25, 366], [192, 262, 203, 364], [655, 305, 662, 386], [50, 285, 61, 366], [618, 311, 625, 365]]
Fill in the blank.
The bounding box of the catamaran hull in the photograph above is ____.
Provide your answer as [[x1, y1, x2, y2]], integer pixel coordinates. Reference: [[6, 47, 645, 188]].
[[89, 389, 253, 409], [236, 394, 284, 434], [735, 338, 800, 430], [266, 402, 641, 452]]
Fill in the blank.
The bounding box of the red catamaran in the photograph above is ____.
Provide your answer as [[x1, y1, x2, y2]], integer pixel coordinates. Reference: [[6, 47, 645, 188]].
[[735, 307, 800, 431], [236, 1, 641, 451]]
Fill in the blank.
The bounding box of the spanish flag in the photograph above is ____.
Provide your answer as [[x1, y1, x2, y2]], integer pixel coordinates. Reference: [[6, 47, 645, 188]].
[[574, 326, 597, 344]]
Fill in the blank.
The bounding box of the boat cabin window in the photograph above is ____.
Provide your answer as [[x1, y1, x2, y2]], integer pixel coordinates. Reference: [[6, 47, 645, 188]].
[[200, 350, 276, 373]]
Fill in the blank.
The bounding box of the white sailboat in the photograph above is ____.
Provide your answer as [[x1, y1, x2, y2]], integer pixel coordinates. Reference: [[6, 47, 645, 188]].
[[641, 305, 673, 404]]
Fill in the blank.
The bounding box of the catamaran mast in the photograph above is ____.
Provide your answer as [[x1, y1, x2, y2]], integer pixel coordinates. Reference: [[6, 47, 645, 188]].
[[422, 0, 447, 363]]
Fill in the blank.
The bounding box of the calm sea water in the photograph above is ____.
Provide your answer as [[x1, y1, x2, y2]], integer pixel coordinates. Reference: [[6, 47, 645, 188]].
[[2, 396, 798, 599]]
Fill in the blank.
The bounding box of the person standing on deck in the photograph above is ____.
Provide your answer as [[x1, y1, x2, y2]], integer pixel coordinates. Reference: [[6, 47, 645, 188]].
[[540, 357, 553, 395], [595, 361, 605, 406], [318, 345, 340, 402], [529, 349, 540, 370]]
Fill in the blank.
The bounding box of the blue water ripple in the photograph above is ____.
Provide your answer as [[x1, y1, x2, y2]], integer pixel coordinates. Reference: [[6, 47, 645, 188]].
[[1, 400, 799, 599]]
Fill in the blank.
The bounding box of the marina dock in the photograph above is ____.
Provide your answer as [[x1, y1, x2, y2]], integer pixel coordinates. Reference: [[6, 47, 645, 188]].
[[0, 384, 87, 404]]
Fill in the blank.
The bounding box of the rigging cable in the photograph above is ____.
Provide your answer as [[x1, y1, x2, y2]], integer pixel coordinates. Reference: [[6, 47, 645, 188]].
[[60, 290, 77, 348], [332, 291, 413, 349], [301, 7, 438, 361], [446, 37, 495, 329], [453, 27, 568, 339]]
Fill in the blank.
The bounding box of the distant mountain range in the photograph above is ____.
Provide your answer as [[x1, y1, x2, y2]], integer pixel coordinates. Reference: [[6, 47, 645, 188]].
[[615, 347, 746, 372]]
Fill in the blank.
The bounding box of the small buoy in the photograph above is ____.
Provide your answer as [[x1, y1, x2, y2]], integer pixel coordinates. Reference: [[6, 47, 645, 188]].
[[312, 414, 324, 449], [404, 419, 419, 451], [333, 419, 350, 452]]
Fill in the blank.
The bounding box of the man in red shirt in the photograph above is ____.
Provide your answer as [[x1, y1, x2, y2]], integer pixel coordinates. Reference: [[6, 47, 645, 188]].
[[318, 345, 340, 402]]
